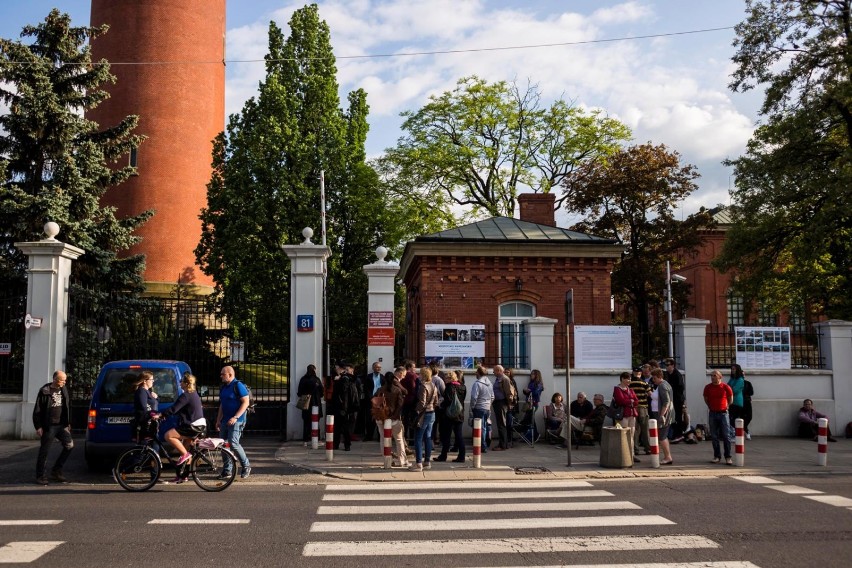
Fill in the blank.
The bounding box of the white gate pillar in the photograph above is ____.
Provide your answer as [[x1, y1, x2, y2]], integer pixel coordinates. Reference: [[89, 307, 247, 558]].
[[814, 320, 852, 434], [674, 318, 709, 419], [282, 228, 330, 441], [363, 246, 399, 374], [525, 316, 557, 433], [14, 222, 84, 439]]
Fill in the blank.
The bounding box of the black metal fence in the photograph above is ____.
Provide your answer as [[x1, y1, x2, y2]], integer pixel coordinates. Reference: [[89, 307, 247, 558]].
[[66, 290, 289, 436], [0, 295, 26, 395], [705, 325, 824, 369]]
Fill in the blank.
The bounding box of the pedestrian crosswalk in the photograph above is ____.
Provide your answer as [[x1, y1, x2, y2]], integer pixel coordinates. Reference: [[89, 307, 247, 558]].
[[303, 480, 762, 566]]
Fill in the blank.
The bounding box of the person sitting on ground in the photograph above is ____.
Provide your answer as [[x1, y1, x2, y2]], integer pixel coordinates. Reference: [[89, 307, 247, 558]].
[[155, 373, 205, 475], [798, 399, 837, 442]]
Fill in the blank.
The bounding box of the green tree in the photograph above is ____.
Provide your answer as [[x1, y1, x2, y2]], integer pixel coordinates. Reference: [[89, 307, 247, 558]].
[[717, 0, 852, 319], [196, 5, 413, 366], [562, 143, 713, 358], [0, 9, 149, 297], [378, 76, 631, 220]]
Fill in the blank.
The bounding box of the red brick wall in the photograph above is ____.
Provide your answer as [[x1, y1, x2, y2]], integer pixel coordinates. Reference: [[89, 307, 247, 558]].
[[88, 0, 225, 288], [404, 253, 614, 363]]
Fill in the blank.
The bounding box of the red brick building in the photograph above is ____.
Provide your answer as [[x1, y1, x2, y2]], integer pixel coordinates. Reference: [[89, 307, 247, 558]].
[[87, 0, 225, 295], [398, 194, 622, 367], [675, 207, 734, 328]]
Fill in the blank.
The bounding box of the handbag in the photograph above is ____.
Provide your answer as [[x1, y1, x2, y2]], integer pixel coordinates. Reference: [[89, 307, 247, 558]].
[[606, 403, 623, 422], [296, 393, 312, 410]]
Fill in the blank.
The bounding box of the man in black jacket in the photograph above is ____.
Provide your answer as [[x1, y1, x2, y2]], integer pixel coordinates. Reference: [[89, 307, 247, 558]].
[[32, 370, 73, 485], [664, 359, 686, 442]]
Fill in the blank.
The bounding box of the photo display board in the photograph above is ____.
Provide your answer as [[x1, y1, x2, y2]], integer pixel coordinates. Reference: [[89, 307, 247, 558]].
[[424, 324, 485, 369], [735, 326, 791, 369]]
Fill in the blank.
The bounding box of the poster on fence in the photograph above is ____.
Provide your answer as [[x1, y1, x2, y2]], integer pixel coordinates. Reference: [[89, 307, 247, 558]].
[[424, 324, 485, 369], [574, 325, 632, 369], [735, 326, 791, 369]]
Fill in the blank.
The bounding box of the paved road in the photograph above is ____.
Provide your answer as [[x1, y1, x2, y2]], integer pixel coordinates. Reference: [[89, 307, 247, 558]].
[[2, 474, 850, 566]]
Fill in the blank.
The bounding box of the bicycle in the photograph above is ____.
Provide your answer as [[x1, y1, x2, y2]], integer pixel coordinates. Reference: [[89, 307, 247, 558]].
[[113, 419, 237, 492]]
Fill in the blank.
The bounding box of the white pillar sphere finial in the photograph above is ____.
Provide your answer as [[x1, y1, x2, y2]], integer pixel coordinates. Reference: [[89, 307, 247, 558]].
[[44, 222, 60, 240], [376, 246, 388, 262], [302, 227, 314, 244]]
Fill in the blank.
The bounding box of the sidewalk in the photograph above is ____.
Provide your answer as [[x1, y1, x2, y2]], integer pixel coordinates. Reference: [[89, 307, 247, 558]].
[[279, 434, 852, 481], [1, 435, 849, 485]]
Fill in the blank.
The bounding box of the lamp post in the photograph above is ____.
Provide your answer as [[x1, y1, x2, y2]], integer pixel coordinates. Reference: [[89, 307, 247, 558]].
[[665, 261, 686, 359]]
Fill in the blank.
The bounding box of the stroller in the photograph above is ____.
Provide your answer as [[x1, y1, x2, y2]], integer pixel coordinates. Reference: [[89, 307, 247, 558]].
[[511, 401, 540, 447]]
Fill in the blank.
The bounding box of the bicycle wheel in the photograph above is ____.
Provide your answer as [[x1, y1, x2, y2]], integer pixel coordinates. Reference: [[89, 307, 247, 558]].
[[191, 446, 236, 491], [114, 447, 160, 492]]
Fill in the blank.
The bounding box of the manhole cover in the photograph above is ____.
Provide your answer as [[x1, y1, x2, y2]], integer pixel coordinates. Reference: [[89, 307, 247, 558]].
[[514, 466, 550, 475]]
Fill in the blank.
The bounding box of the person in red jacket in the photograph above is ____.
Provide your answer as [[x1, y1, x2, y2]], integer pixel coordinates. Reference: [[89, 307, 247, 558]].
[[703, 370, 734, 465], [612, 371, 640, 463]]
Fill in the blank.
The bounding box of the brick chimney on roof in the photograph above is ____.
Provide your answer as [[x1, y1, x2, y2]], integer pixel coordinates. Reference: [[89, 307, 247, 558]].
[[518, 193, 556, 227]]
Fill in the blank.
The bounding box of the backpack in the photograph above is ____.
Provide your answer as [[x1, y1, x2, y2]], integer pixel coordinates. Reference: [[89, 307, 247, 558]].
[[370, 393, 390, 421], [743, 380, 754, 399], [232, 379, 256, 415], [446, 390, 464, 420], [335, 374, 359, 415]]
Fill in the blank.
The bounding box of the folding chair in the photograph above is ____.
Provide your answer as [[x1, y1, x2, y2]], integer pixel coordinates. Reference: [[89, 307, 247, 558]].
[[511, 403, 540, 447]]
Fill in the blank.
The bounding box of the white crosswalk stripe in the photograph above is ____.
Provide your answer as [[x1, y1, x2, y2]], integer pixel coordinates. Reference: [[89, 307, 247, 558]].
[[324, 480, 593, 491], [322, 489, 612, 501], [305, 481, 763, 566], [0, 541, 64, 563], [317, 500, 636, 515], [303, 535, 718, 556], [0, 521, 62, 526], [311, 515, 673, 532]]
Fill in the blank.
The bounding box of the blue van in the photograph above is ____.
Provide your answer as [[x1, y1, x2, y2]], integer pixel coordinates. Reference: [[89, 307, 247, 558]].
[[84, 360, 192, 469]]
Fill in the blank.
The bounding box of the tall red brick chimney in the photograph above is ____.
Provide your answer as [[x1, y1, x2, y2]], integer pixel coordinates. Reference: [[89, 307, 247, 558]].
[[88, 0, 225, 294], [518, 193, 556, 226]]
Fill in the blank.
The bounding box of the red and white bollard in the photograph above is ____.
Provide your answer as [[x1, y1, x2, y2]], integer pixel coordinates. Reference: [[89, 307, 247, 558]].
[[382, 419, 392, 469], [817, 417, 829, 466], [311, 406, 319, 450], [325, 415, 334, 462], [734, 418, 745, 467], [472, 417, 482, 469], [648, 418, 659, 468]]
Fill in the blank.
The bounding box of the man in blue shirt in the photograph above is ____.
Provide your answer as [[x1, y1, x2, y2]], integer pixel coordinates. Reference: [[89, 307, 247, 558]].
[[216, 366, 251, 479], [362, 361, 383, 441]]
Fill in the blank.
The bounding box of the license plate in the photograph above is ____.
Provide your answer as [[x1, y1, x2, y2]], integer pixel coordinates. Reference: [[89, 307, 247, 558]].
[[106, 416, 133, 424]]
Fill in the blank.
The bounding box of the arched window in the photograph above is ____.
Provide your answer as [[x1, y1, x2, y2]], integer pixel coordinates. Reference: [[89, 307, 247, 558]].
[[499, 302, 535, 368]]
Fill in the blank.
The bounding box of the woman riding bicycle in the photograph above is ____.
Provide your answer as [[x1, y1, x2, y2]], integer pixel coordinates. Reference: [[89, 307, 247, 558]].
[[155, 373, 204, 468]]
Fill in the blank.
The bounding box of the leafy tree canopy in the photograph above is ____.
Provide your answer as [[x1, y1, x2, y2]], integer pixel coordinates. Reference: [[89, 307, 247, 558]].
[[196, 4, 418, 365], [563, 143, 713, 357], [0, 9, 149, 298], [718, 0, 852, 319], [378, 76, 631, 220]]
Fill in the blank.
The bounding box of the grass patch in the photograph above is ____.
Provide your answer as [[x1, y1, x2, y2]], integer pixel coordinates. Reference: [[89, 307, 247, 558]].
[[234, 363, 288, 388]]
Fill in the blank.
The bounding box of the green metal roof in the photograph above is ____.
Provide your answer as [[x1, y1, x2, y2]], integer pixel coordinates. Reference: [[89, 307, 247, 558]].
[[416, 217, 618, 244]]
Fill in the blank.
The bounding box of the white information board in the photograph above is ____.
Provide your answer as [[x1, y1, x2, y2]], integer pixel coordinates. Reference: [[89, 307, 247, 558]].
[[574, 325, 632, 369]]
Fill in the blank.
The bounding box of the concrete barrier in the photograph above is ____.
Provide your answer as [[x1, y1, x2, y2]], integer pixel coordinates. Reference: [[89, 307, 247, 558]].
[[599, 426, 632, 468]]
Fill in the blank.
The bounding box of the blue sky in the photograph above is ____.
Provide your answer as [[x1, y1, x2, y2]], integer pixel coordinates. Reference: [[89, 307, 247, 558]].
[[2, 1, 760, 220]]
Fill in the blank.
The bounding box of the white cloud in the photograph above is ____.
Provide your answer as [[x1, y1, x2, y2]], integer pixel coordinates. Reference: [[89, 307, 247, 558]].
[[219, 0, 758, 211]]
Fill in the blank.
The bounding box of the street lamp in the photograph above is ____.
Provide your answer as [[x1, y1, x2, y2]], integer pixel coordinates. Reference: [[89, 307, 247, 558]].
[[665, 260, 687, 358]]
